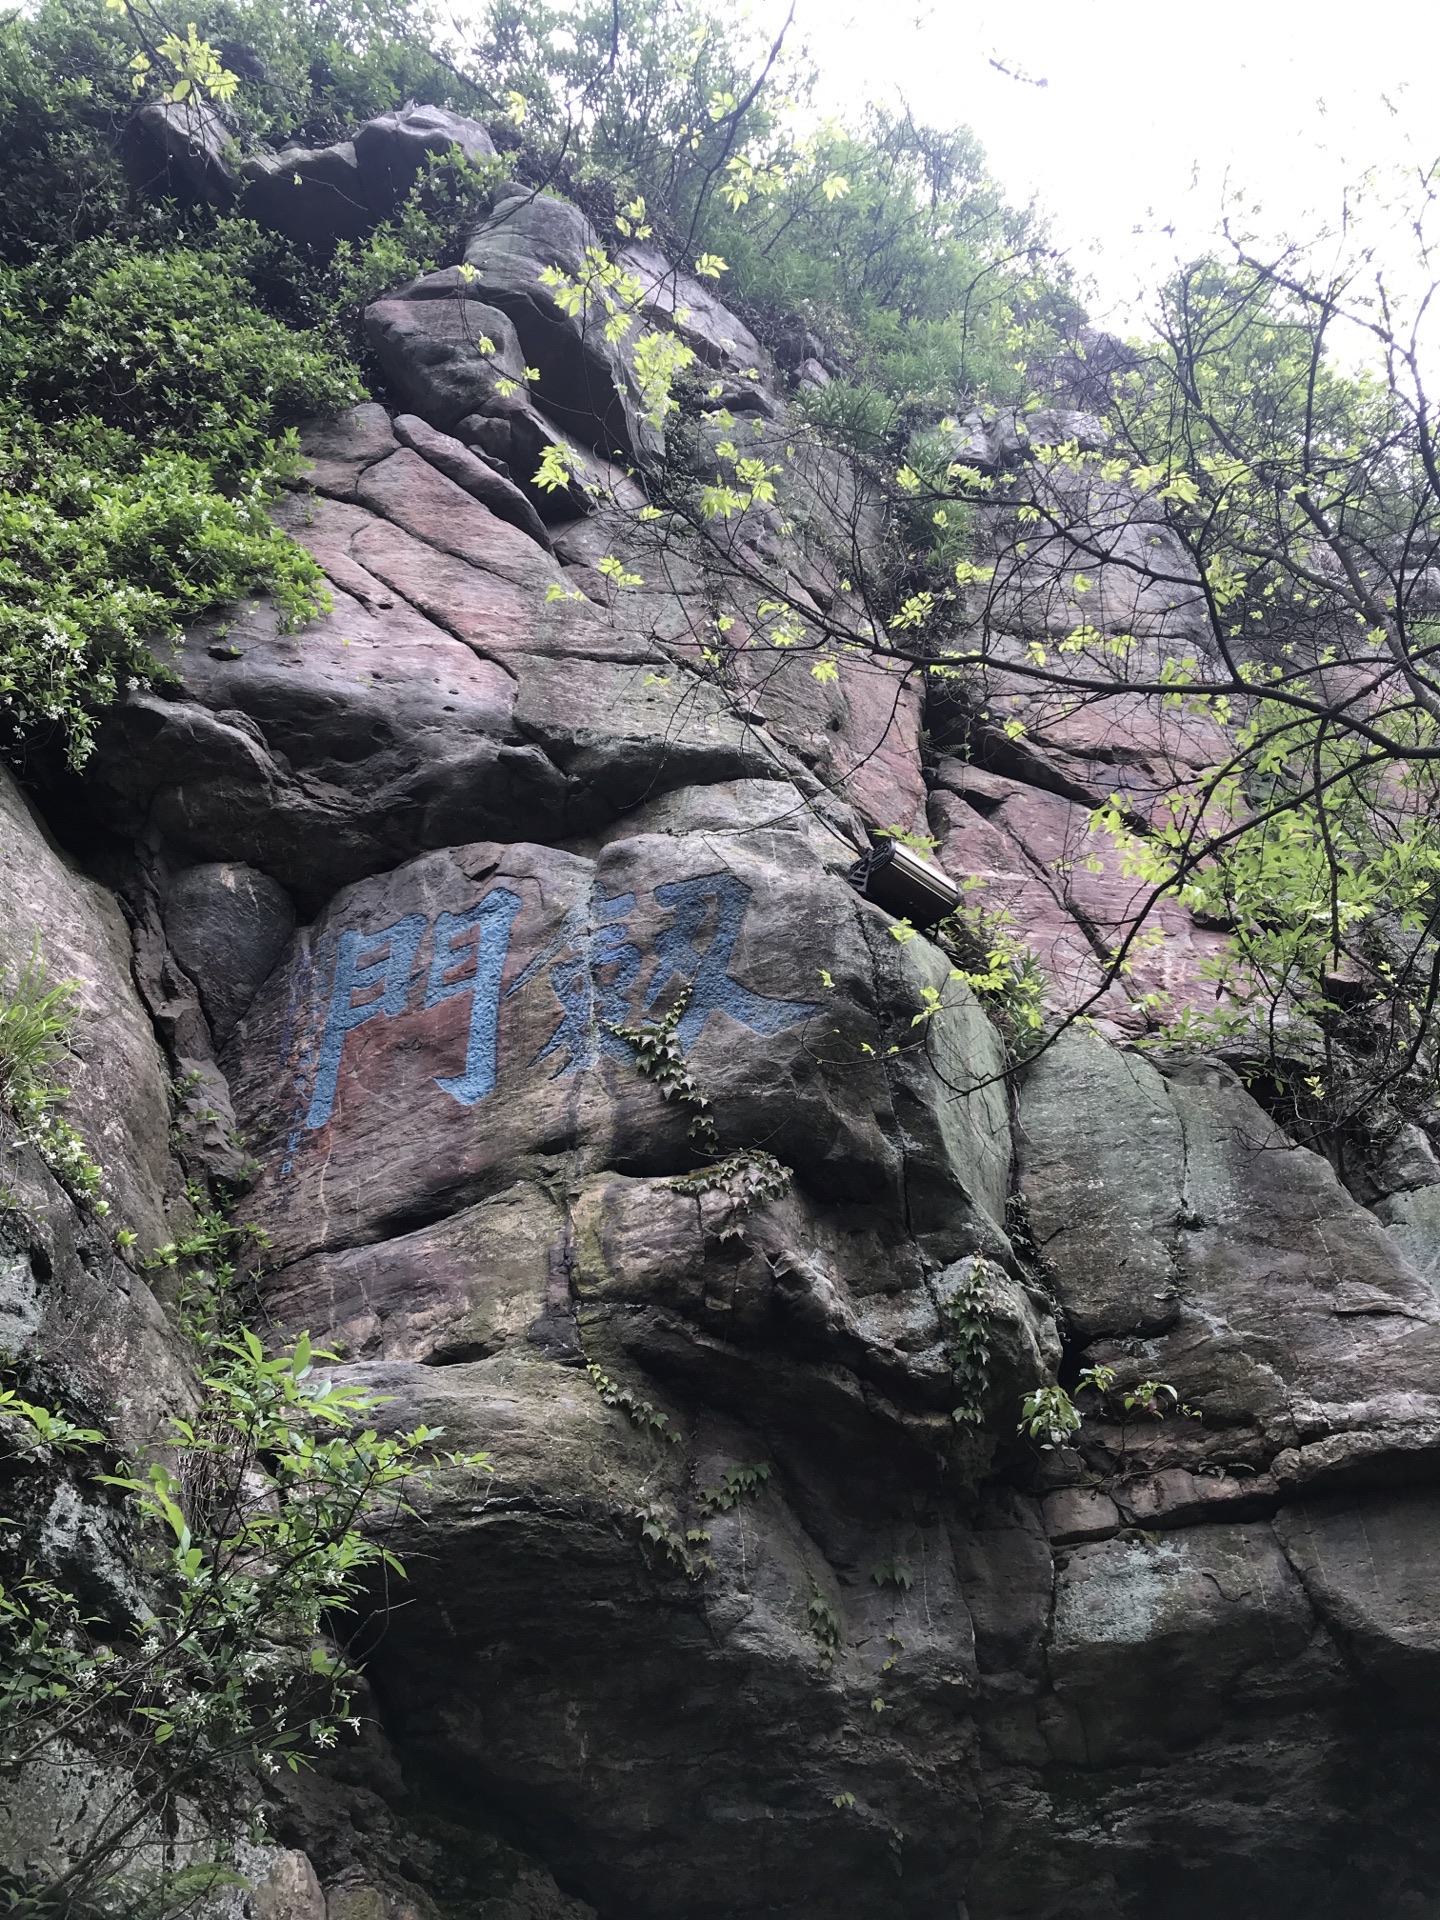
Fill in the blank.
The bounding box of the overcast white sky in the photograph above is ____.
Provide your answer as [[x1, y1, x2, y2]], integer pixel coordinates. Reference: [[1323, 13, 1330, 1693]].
[[765, 0, 1440, 337]]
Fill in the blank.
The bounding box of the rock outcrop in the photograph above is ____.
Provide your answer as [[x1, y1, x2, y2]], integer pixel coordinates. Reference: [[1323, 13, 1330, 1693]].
[[9, 115, 1440, 1920]]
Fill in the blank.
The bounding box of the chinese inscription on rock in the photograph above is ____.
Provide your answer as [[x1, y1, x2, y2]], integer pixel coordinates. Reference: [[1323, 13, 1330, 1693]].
[[300, 870, 817, 1133]]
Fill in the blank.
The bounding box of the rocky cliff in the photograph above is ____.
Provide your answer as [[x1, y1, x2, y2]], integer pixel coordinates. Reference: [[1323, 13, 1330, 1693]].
[[7, 105, 1440, 1920]]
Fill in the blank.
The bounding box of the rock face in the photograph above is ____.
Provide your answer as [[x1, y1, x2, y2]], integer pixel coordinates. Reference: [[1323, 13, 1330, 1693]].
[[238, 105, 496, 248], [13, 122, 1440, 1920]]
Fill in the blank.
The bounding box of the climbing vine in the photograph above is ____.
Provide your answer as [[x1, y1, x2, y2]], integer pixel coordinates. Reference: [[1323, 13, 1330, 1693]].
[[940, 1259, 1002, 1427], [670, 1147, 791, 1237], [611, 990, 719, 1147], [584, 1361, 679, 1443]]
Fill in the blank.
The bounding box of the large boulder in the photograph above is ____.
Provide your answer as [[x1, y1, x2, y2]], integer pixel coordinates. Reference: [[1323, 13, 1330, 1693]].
[[618, 238, 766, 378], [21, 138, 1440, 1913], [461, 193, 662, 465], [350, 103, 496, 209], [239, 105, 495, 249], [128, 97, 240, 201], [364, 273, 596, 515], [215, 779, 1037, 1920], [365, 277, 531, 433], [225, 797, 1008, 1275], [240, 137, 373, 247], [162, 860, 296, 1045]]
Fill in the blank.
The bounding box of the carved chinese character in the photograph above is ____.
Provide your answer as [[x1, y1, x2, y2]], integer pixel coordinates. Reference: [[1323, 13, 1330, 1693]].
[[424, 889, 524, 1105], [305, 888, 524, 1127], [510, 885, 643, 1076], [645, 871, 818, 1045], [305, 913, 427, 1130]]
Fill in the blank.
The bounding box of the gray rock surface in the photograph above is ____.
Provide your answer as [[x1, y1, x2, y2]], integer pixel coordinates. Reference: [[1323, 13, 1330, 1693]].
[[461, 193, 661, 464], [617, 238, 766, 377], [238, 105, 495, 249], [241, 137, 372, 247], [0, 768, 176, 1245], [164, 860, 296, 1043], [130, 97, 240, 200], [365, 279, 531, 433]]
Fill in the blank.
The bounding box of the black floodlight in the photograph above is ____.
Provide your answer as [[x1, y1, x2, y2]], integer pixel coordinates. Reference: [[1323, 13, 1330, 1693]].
[[848, 841, 961, 929]]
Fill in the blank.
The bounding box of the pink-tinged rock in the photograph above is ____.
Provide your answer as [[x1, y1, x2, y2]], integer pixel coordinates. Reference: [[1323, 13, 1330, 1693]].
[[1115, 1466, 1277, 1529], [178, 540, 518, 749], [357, 449, 563, 590], [345, 513, 548, 648], [391, 412, 554, 550], [295, 403, 397, 500], [834, 656, 928, 834], [930, 758, 1038, 809], [719, 634, 927, 835], [83, 501, 559, 910], [927, 790, 1136, 1027], [343, 513, 660, 666], [250, 1850, 326, 1920], [989, 783, 1230, 1019], [1001, 680, 1231, 785]]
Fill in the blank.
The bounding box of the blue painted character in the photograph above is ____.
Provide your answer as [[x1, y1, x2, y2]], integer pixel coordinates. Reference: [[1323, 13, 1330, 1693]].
[[646, 871, 819, 1047], [511, 885, 643, 1076], [425, 889, 524, 1105], [305, 913, 427, 1130]]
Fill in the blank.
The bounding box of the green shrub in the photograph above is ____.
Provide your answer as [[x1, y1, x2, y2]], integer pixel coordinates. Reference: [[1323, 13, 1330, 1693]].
[[0, 240, 357, 765], [0, 934, 105, 1204], [0, 935, 76, 1111], [13, 241, 361, 473], [0, 1325, 489, 1914], [0, 415, 333, 767], [0, 0, 479, 265]]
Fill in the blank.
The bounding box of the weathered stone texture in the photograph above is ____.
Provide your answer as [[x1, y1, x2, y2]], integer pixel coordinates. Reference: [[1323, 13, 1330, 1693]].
[[12, 128, 1440, 1920]]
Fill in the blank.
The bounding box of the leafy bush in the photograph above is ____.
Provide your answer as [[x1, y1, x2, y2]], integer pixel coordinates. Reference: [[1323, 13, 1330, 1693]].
[[468, 0, 802, 226], [0, 935, 76, 1112], [789, 378, 903, 458], [701, 109, 1074, 406], [0, 0, 478, 264], [319, 147, 506, 354], [0, 1, 138, 263], [468, 5, 1073, 411], [0, 419, 335, 766], [0, 1325, 488, 1914], [0, 240, 357, 765], [12, 241, 361, 472]]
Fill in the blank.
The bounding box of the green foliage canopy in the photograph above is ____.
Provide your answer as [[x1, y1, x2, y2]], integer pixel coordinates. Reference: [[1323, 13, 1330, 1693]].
[[0, 240, 357, 765]]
